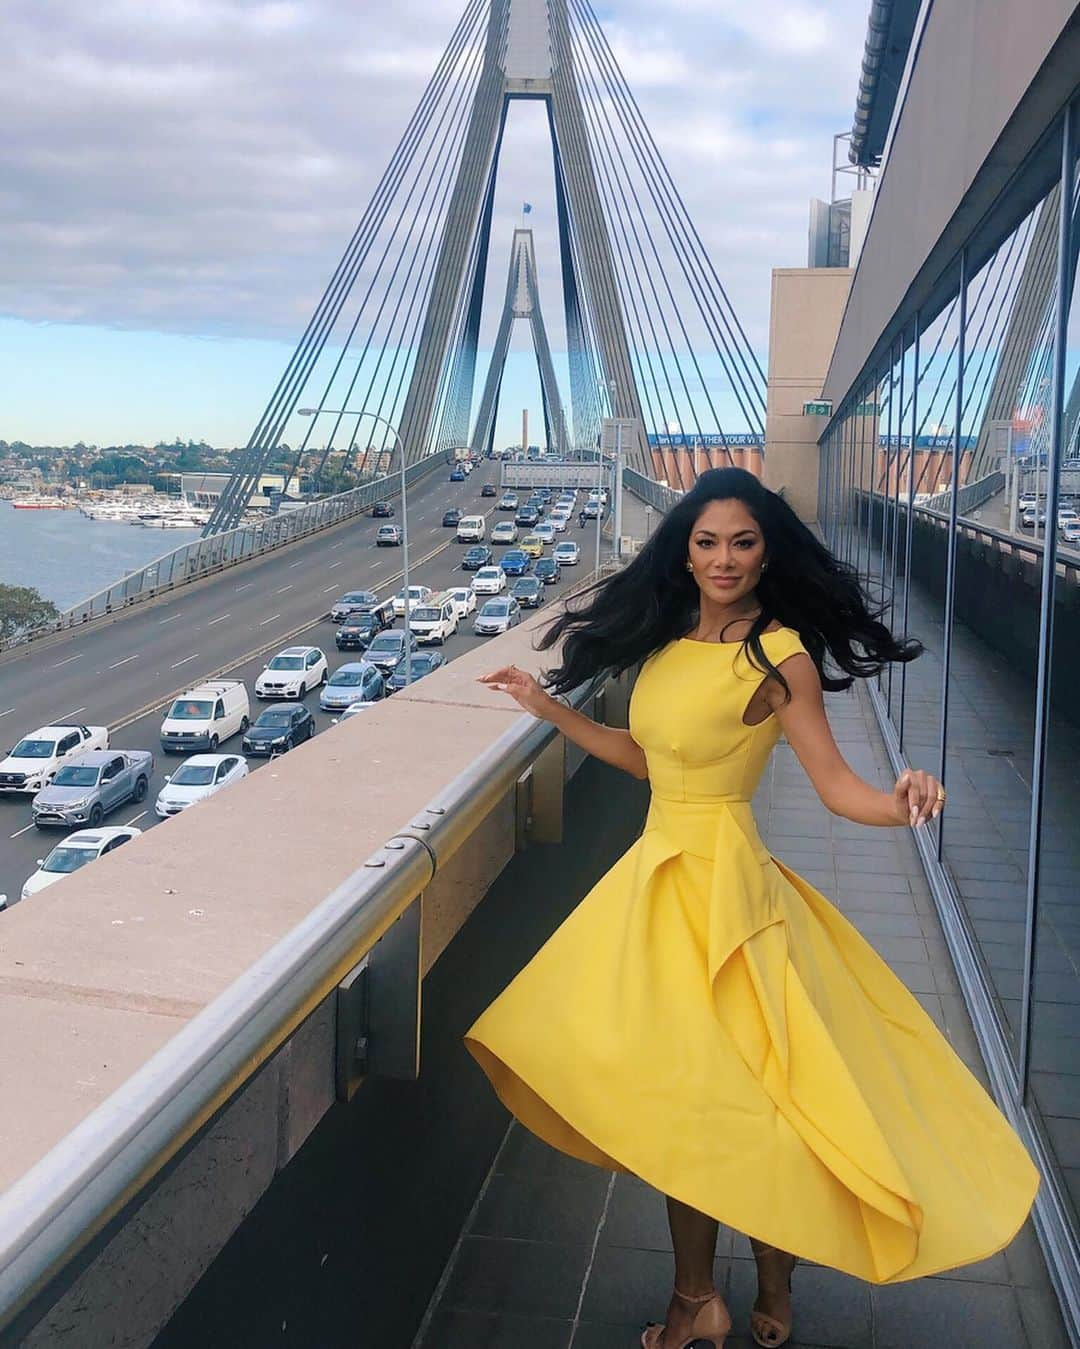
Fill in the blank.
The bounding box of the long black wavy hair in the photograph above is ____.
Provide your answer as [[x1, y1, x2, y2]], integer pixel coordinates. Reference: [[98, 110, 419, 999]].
[[537, 467, 921, 697]]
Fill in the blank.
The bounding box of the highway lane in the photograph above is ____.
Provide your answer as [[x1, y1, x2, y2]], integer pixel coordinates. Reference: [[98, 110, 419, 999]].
[[0, 462, 601, 906], [0, 461, 471, 729]]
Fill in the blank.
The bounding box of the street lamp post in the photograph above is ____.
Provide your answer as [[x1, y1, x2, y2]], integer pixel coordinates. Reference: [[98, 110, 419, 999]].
[[298, 408, 414, 685]]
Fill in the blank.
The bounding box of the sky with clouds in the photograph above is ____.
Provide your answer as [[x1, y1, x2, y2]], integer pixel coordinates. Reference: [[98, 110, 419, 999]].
[[2, 0, 871, 448]]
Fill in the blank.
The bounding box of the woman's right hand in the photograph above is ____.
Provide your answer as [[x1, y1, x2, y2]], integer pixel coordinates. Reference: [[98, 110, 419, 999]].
[[476, 664, 555, 718]]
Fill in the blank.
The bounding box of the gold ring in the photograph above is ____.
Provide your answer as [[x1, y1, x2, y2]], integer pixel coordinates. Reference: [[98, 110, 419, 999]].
[[936, 788, 947, 803]]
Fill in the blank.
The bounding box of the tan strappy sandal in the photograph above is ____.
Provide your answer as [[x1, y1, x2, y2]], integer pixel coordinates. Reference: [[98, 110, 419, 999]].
[[748, 1241, 798, 1347], [640, 1285, 732, 1348]]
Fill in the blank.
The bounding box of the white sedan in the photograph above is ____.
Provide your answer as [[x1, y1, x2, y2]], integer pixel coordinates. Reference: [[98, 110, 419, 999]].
[[548, 512, 570, 533], [472, 566, 507, 595], [155, 754, 249, 819], [448, 586, 477, 618], [392, 584, 433, 617], [11, 826, 142, 906], [491, 521, 519, 544], [254, 645, 328, 699], [553, 541, 581, 566]]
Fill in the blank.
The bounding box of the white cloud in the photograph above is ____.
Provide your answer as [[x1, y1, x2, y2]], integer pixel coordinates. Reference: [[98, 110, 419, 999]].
[[1, 0, 870, 439]]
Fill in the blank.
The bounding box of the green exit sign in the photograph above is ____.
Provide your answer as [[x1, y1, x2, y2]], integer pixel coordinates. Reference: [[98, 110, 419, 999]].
[[803, 400, 832, 416]]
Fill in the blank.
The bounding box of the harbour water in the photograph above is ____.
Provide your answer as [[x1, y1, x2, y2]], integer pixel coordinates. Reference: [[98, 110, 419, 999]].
[[0, 502, 202, 610]]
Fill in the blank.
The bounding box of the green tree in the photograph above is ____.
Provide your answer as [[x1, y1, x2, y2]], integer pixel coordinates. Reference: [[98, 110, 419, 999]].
[[0, 585, 58, 641]]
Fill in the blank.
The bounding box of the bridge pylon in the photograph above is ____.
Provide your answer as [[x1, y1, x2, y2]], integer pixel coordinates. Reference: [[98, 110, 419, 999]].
[[202, 0, 765, 535]]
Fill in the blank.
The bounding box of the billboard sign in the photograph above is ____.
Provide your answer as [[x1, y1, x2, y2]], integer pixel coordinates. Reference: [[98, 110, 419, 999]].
[[501, 464, 604, 490]]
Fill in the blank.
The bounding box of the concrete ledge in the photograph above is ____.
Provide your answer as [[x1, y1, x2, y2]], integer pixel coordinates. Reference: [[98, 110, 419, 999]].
[[0, 611, 569, 1194]]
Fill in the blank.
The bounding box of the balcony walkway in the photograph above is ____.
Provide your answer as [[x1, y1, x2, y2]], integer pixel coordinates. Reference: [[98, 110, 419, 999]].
[[413, 680, 1069, 1349]]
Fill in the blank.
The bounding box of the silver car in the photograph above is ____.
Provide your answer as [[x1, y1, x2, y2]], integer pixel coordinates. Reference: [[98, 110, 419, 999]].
[[473, 597, 522, 636], [319, 661, 386, 711], [31, 749, 154, 829]]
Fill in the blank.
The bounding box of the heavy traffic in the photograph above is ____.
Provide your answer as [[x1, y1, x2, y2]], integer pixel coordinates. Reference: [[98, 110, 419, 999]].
[[0, 457, 609, 910]]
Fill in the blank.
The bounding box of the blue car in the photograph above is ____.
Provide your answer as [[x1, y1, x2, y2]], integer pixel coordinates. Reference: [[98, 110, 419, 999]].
[[500, 549, 531, 576], [449, 468, 465, 482]]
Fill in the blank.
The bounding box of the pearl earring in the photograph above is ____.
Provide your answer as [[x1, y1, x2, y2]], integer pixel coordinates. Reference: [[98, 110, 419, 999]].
[[685, 560, 693, 572]]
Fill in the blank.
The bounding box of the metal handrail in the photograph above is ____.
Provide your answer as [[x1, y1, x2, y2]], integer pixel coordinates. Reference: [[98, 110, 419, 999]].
[[1, 454, 448, 653], [864, 489, 1080, 574], [0, 673, 601, 1334]]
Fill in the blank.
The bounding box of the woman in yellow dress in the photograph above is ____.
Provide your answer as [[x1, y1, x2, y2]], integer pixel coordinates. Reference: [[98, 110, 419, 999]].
[[468, 468, 1039, 1349]]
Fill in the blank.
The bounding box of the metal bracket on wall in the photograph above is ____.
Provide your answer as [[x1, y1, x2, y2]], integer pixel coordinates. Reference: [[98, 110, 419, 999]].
[[335, 894, 422, 1103], [514, 733, 566, 851]]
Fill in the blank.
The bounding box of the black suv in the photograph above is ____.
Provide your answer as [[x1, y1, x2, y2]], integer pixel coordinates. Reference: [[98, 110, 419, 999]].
[[242, 703, 315, 756], [462, 545, 493, 570], [335, 610, 383, 650], [371, 500, 394, 517], [442, 508, 463, 527], [534, 557, 561, 585], [480, 484, 497, 497]]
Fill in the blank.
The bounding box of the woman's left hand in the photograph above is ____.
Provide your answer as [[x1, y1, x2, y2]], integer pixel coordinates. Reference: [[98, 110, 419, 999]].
[[893, 767, 945, 828]]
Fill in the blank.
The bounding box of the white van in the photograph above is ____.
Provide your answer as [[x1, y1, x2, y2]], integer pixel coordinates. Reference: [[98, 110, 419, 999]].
[[160, 679, 250, 754], [409, 591, 459, 645], [456, 515, 486, 543]]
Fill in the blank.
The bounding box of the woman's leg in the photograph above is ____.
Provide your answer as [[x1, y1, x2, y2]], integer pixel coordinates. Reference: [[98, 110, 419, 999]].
[[649, 1195, 731, 1345], [666, 1194, 719, 1295], [749, 1238, 797, 1345]]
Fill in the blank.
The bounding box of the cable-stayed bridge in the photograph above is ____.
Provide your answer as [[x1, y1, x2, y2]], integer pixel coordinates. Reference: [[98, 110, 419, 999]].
[[203, 0, 766, 535]]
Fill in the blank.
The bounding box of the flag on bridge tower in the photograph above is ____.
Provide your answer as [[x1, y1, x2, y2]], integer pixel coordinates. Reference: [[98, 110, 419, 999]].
[[522, 202, 532, 214]]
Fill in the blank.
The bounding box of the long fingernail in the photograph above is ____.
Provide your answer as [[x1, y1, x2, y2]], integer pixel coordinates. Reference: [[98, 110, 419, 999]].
[[916, 817, 926, 828], [910, 808, 918, 826]]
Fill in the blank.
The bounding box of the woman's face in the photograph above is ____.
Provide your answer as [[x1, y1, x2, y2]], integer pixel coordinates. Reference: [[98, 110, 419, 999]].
[[686, 497, 767, 606]]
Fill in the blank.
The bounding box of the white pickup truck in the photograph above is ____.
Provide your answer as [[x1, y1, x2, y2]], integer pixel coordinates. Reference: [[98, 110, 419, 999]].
[[0, 724, 110, 796]]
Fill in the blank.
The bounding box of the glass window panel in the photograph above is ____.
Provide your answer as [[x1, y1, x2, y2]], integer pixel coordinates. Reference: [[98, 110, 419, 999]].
[[1029, 113, 1080, 1231], [897, 267, 962, 768], [890, 335, 919, 729], [940, 187, 1056, 1060]]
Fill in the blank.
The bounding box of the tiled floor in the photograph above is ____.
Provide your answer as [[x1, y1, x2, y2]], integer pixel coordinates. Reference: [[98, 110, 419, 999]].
[[413, 678, 1070, 1349]]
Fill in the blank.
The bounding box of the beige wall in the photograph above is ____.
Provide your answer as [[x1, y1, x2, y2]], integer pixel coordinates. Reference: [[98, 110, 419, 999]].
[[763, 267, 852, 521]]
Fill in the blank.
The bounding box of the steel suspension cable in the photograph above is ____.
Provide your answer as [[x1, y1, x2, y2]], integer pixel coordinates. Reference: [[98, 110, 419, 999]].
[[301, 17, 489, 485], [568, 15, 733, 452], [206, 0, 488, 529], [301, 13, 490, 484], [570, 0, 766, 428]]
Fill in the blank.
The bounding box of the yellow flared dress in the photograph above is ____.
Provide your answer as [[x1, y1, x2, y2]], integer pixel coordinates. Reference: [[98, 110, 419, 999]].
[[465, 629, 1040, 1284]]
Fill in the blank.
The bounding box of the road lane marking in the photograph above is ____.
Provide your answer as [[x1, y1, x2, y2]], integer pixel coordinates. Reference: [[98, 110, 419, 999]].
[[158, 613, 181, 624], [370, 560, 384, 568], [329, 541, 346, 550], [108, 654, 140, 669], [125, 811, 148, 826], [108, 531, 463, 737], [323, 585, 339, 593], [288, 559, 305, 568], [328, 560, 345, 569], [10, 823, 35, 839], [0, 709, 13, 719], [258, 613, 281, 626], [207, 613, 231, 626], [274, 584, 293, 594], [234, 582, 254, 592], [52, 654, 83, 668], [170, 653, 200, 668], [51, 708, 86, 722]]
